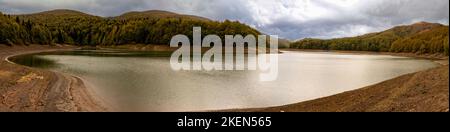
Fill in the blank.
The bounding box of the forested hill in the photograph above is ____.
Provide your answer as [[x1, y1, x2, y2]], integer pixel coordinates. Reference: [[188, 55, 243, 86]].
[[291, 22, 449, 55], [113, 10, 211, 21], [0, 9, 260, 46]]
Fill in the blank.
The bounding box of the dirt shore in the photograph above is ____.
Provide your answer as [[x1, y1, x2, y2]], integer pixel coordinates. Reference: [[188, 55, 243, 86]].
[[281, 48, 449, 60], [0, 44, 108, 112]]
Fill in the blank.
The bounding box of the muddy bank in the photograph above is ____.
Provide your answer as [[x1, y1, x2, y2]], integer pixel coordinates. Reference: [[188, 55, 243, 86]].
[[281, 48, 449, 60], [97, 44, 281, 54], [0, 44, 107, 112]]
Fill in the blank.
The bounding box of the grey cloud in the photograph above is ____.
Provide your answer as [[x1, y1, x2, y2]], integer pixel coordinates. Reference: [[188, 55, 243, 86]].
[[260, 0, 449, 39], [362, 0, 449, 25], [0, 0, 448, 40]]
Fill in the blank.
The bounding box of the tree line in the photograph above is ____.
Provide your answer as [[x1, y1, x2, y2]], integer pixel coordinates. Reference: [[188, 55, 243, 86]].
[[291, 23, 449, 55], [0, 11, 260, 46]]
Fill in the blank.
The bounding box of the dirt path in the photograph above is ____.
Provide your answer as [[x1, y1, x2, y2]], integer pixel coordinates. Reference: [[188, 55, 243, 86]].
[[0, 44, 107, 112]]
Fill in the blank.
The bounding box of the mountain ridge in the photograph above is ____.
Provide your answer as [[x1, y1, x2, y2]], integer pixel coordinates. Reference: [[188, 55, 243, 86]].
[[13, 9, 211, 21], [114, 10, 211, 21], [1, 9, 260, 46], [291, 22, 449, 55]]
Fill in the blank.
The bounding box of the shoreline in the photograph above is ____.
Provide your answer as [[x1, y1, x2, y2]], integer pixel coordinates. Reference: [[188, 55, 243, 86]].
[[1, 45, 448, 112], [281, 48, 449, 60], [0, 44, 108, 112]]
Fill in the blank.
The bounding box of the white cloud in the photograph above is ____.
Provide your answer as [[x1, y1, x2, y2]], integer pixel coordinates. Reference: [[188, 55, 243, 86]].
[[0, 0, 448, 40]]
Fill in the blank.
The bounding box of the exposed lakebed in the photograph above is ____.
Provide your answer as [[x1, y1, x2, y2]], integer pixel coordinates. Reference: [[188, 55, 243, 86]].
[[9, 50, 439, 111]]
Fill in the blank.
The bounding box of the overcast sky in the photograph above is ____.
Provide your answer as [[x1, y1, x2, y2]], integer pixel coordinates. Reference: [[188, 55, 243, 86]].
[[0, 0, 448, 40]]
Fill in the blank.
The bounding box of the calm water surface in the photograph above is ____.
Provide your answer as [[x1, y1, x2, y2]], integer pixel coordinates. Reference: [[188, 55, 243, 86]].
[[10, 50, 439, 111]]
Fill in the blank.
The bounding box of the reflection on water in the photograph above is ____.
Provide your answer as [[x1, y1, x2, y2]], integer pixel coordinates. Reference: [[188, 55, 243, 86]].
[[10, 50, 439, 111]]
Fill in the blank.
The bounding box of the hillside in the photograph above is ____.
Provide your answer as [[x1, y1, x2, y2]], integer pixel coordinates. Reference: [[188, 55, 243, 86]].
[[277, 38, 292, 48], [0, 11, 31, 45], [291, 22, 449, 55], [114, 10, 210, 21], [15, 9, 101, 26], [19, 9, 98, 18], [359, 22, 443, 39], [0, 9, 260, 46]]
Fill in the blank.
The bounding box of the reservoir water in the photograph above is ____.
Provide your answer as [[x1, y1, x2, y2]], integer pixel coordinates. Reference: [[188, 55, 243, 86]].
[[9, 50, 439, 111]]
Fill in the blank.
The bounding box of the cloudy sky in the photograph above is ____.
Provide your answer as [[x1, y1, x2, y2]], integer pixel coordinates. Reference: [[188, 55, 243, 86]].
[[0, 0, 448, 40]]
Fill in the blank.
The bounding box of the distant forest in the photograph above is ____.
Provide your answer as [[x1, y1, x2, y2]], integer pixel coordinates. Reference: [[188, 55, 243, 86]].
[[1, 10, 449, 55], [0, 10, 260, 46], [291, 22, 449, 55]]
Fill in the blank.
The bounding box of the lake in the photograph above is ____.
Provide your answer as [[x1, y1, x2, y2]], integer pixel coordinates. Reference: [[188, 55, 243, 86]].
[[9, 50, 439, 111]]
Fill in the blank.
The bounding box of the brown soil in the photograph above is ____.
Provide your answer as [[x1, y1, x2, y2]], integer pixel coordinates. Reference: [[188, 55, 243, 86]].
[[0, 44, 107, 112], [98, 44, 280, 54], [99, 44, 179, 52], [282, 48, 449, 60]]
